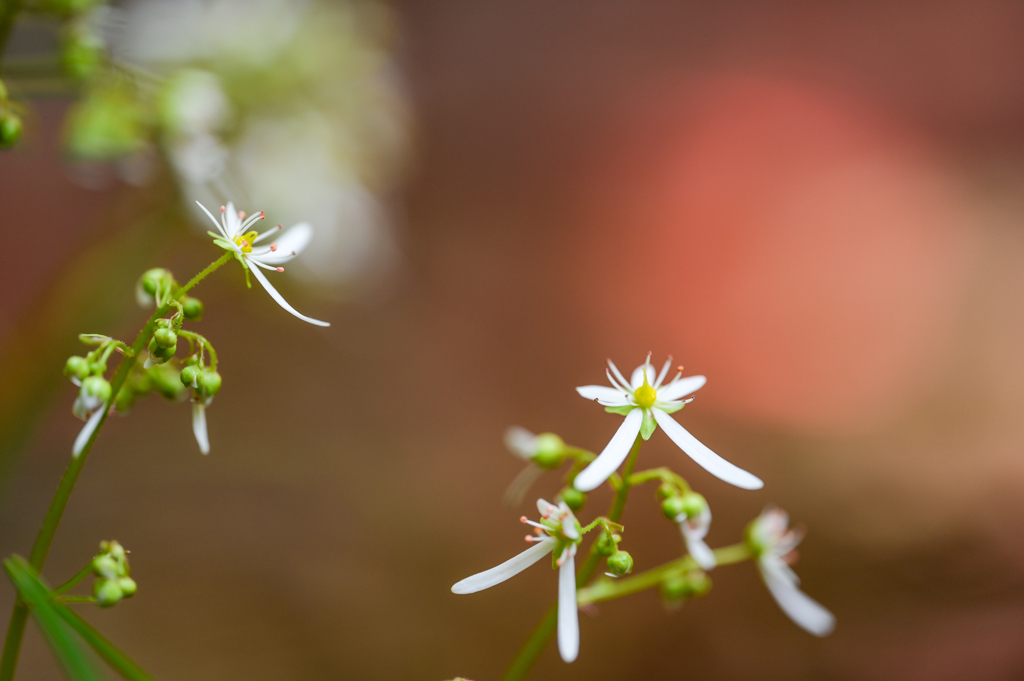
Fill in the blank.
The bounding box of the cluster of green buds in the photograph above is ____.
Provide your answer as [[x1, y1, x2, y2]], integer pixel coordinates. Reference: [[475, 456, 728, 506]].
[[136, 268, 203, 319], [0, 81, 23, 150], [594, 526, 633, 578], [91, 540, 136, 608], [659, 485, 708, 524]]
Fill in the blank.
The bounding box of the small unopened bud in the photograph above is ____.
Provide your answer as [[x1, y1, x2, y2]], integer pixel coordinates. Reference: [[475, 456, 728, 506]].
[[64, 356, 90, 380], [93, 579, 123, 607], [147, 336, 176, 362], [0, 110, 22, 149], [680, 492, 707, 519], [81, 375, 111, 404], [661, 496, 686, 520], [196, 369, 221, 397], [606, 550, 633, 577], [181, 296, 204, 321], [91, 554, 119, 580], [686, 570, 712, 597], [532, 433, 564, 469], [180, 365, 199, 387], [117, 576, 137, 598], [138, 268, 174, 300], [153, 327, 177, 349], [656, 483, 675, 500], [660, 571, 712, 603], [594, 532, 621, 557], [559, 487, 586, 512]]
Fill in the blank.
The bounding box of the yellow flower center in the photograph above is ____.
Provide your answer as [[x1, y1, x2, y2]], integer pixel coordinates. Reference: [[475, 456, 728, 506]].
[[234, 231, 258, 254], [634, 370, 657, 409]]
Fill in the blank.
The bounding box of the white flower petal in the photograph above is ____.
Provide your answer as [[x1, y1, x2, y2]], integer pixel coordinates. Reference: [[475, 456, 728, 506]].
[[225, 201, 241, 238], [557, 552, 580, 663], [271, 222, 312, 255], [192, 402, 210, 455], [504, 425, 537, 460], [537, 498, 558, 516], [72, 408, 105, 458], [503, 463, 544, 507], [247, 262, 330, 327], [656, 375, 706, 402], [451, 538, 556, 594], [195, 200, 227, 237], [576, 385, 631, 405], [573, 408, 643, 492], [651, 409, 763, 489], [759, 562, 835, 636], [683, 532, 717, 570]]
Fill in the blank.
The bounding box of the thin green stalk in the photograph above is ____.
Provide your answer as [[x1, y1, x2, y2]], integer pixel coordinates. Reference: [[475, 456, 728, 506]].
[[0, 253, 231, 681], [577, 543, 751, 605], [54, 608, 157, 681], [502, 435, 644, 681], [51, 563, 93, 597], [0, 0, 24, 64]]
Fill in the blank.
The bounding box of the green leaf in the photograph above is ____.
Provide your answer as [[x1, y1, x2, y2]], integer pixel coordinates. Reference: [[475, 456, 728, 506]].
[[55, 609, 157, 681], [212, 239, 232, 249], [3, 557, 104, 681], [640, 410, 656, 440], [659, 402, 686, 415], [604, 405, 635, 416]]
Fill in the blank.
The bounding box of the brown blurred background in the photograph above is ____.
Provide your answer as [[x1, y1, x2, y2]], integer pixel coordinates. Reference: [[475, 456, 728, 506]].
[[4, 1, 1024, 679]]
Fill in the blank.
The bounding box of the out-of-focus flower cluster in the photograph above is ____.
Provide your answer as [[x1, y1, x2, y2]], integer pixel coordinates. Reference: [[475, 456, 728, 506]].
[[65, 0, 409, 289]]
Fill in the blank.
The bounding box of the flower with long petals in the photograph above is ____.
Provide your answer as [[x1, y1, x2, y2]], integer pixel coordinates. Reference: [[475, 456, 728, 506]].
[[574, 354, 762, 492], [747, 507, 835, 636], [675, 497, 716, 571], [452, 499, 582, 663], [196, 200, 329, 327]]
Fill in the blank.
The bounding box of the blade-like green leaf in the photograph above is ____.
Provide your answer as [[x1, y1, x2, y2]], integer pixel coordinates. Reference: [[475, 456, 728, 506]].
[[54, 609, 156, 681], [3, 557, 104, 681]]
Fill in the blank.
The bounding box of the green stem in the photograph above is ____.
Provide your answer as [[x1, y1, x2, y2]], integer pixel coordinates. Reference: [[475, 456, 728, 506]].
[[53, 608, 157, 681], [502, 434, 643, 681], [577, 543, 751, 605], [53, 596, 94, 604], [0, 0, 23, 65], [0, 253, 230, 681], [51, 563, 93, 597]]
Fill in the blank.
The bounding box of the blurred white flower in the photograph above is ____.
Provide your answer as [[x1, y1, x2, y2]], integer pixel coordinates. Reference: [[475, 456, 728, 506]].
[[112, 0, 409, 289], [574, 355, 763, 492], [197, 199, 330, 327], [452, 499, 582, 663], [747, 507, 835, 636]]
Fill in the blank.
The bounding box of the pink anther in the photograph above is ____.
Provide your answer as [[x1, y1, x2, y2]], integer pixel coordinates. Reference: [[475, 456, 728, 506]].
[[220, 206, 226, 213], [275, 267, 284, 272], [238, 211, 246, 220]]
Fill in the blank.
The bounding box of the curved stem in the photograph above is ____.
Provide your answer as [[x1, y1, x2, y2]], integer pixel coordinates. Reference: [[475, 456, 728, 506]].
[[0, 253, 230, 681], [51, 563, 94, 597], [502, 434, 643, 681]]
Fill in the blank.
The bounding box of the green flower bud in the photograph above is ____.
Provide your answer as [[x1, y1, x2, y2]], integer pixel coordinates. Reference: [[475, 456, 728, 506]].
[[181, 296, 204, 321], [559, 487, 586, 512], [660, 571, 712, 602], [686, 570, 712, 597], [117, 576, 137, 598], [661, 496, 686, 521], [153, 327, 177, 349], [138, 268, 174, 299], [89, 360, 107, 375], [148, 363, 185, 400], [81, 375, 111, 403], [656, 483, 675, 500], [93, 579, 122, 607], [147, 337, 176, 361], [180, 365, 199, 387], [680, 492, 707, 519], [64, 356, 90, 380], [91, 554, 119, 580], [0, 110, 22, 149], [532, 433, 564, 469], [606, 550, 633, 577], [196, 369, 221, 397], [594, 532, 621, 557], [660, 574, 690, 602]]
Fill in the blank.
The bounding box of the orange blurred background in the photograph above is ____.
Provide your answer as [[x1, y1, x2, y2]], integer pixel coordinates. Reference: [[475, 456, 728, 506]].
[[3, 2, 1024, 680]]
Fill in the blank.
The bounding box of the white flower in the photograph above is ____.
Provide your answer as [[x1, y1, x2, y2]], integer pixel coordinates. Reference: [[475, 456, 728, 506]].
[[574, 354, 762, 492], [196, 200, 330, 327], [452, 499, 582, 663], [748, 507, 835, 636], [676, 502, 716, 571]]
